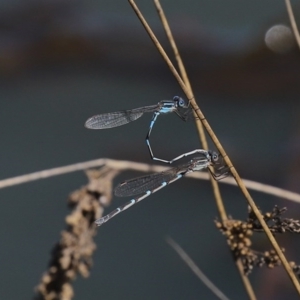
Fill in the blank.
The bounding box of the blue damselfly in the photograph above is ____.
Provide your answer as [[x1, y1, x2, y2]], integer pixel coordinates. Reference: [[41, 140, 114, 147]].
[[95, 150, 228, 226], [85, 96, 191, 164]]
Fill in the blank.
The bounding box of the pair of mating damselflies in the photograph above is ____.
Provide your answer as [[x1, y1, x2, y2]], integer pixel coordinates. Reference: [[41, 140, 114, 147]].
[[85, 97, 229, 226]]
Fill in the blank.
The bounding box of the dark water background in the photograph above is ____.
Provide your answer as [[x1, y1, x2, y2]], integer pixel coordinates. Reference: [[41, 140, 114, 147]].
[[0, 0, 300, 299]]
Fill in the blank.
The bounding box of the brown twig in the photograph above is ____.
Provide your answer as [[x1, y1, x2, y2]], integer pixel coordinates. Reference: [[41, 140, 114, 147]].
[[128, 0, 300, 293], [153, 1, 255, 298], [285, 0, 300, 50]]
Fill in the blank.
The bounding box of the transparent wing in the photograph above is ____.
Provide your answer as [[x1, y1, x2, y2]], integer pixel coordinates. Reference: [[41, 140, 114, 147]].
[[85, 110, 143, 129], [85, 104, 158, 129], [115, 168, 179, 197]]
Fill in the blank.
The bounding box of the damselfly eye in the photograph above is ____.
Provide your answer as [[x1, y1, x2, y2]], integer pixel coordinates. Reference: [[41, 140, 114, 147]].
[[212, 153, 219, 161], [173, 96, 185, 107]]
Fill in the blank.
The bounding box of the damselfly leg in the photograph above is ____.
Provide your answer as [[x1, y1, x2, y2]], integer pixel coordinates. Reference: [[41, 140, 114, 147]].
[[85, 96, 192, 164]]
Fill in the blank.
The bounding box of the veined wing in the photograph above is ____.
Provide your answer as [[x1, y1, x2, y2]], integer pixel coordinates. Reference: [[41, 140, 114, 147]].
[[115, 168, 179, 197], [85, 104, 158, 129]]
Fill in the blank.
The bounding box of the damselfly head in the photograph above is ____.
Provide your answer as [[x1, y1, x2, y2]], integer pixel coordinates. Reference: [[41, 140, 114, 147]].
[[173, 96, 189, 108], [208, 151, 220, 163]]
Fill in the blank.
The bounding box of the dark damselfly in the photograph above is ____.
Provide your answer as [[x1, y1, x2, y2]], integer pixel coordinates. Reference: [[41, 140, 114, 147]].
[[85, 96, 191, 164], [95, 150, 229, 226]]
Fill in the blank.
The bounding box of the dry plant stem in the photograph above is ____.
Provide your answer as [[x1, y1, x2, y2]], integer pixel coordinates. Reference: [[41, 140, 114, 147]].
[[153, 0, 226, 220], [152, 2, 207, 151], [1, 158, 300, 203], [153, 1, 255, 298], [128, 0, 300, 292], [166, 237, 230, 300], [285, 0, 300, 49]]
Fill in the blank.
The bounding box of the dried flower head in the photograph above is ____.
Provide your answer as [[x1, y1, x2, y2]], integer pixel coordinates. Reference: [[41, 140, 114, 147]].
[[35, 167, 118, 300], [248, 205, 300, 234], [216, 205, 299, 276]]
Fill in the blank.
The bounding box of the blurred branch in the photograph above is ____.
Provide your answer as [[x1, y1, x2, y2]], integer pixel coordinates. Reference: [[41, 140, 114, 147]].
[[0, 158, 300, 203], [285, 0, 300, 49], [166, 237, 230, 300]]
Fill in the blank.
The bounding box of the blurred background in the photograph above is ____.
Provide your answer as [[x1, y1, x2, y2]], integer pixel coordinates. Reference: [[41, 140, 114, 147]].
[[0, 0, 300, 299]]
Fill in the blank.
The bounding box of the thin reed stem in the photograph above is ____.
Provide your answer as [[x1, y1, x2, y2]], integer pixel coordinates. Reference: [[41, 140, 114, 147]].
[[285, 0, 300, 50], [153, 1, 255, 298], [153, 0, 225, 219], [128, 0, 300, 293]]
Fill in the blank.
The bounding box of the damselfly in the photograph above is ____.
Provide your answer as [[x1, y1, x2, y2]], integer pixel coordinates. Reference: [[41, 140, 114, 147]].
[[85, 96, 191, 164], [95, 150, 228, 226]]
